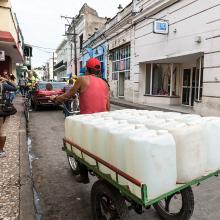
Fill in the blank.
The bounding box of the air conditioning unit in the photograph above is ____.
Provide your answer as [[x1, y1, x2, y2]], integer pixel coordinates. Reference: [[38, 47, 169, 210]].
[[0, 50, 5, 61]]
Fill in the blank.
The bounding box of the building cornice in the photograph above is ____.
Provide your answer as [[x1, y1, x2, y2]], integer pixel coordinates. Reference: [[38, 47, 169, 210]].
[[56, 39, 68, 52], [133, 0, 180, 25]]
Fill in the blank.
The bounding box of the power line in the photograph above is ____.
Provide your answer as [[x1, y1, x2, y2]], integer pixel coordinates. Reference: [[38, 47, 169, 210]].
[[28, 44, 74, 52], [35, 47, 53, 54]]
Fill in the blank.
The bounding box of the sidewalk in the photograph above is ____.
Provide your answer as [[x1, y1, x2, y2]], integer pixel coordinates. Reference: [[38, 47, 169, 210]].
[[110, 98, 195, 114], [0, 96, 34, 220]]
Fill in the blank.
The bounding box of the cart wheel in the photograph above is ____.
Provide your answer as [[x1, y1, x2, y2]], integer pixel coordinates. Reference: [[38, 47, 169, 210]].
[[91, 180, 129, 220], [153, 186, 194, 220], [67, 155, 79, 175]]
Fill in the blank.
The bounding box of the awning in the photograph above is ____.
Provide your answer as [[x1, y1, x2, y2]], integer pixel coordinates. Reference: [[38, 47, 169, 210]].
[[0, 31, 24, 63], [0, 31, 14, 42], [54, 65, 67, 73], [140, 50, 204, 64]]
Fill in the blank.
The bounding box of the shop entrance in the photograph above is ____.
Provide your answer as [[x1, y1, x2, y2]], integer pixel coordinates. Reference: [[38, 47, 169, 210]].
[[118, 72, 125, 97], [0, 56, 11, 75], [182, 66, 202, 106]]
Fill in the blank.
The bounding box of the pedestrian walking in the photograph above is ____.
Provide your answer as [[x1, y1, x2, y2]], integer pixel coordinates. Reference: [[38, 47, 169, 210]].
[[9, 74, 17, 102], [18, 75, 27, 96], [50, 58, 110, 183]]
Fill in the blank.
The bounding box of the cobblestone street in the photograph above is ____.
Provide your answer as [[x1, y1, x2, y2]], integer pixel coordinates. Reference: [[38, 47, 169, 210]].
[[0, 99, 22, 220]]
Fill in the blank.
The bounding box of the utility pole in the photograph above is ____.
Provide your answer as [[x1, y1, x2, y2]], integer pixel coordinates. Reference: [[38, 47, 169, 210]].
[[52, 52, 54, 80], [73, 23, 78, 75], [61, 16, 78, 76]]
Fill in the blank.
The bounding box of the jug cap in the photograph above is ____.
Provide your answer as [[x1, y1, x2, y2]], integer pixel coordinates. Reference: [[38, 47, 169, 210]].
[[157, 130, 169, 135], [119, 120, 127, 124], [104, 116, 113, 120], [135, 124, 146, 129]]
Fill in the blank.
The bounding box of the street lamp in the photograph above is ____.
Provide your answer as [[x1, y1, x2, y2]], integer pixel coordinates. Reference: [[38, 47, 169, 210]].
[[118, 4, 123, 11]]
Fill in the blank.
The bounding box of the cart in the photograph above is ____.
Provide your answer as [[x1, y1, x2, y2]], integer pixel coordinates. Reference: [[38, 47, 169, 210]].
[[63, 138, 220, 220]]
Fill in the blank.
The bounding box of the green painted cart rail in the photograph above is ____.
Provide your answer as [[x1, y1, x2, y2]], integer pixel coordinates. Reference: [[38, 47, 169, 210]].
[[63, 138, 220, 207]]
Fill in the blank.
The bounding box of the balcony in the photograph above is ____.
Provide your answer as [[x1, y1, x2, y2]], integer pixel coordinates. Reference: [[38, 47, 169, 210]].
[[0, 1, 24, 62]]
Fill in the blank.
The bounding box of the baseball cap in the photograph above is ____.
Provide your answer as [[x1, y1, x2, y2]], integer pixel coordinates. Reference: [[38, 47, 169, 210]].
[[86, 58, 101, 71]]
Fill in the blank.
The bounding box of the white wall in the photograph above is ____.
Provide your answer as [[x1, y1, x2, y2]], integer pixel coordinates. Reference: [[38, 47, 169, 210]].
[[131, 0, 220, 115]]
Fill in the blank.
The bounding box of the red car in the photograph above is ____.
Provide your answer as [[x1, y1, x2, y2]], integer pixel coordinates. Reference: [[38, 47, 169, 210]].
[[32, 82, 66, 110]]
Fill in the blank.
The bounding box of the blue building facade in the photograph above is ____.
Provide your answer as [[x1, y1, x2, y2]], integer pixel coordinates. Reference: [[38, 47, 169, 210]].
[[81, 42, 108, 79]]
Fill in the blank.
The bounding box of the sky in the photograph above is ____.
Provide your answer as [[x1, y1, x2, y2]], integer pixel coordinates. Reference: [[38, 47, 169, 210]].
[[11, 0, 131, 68]]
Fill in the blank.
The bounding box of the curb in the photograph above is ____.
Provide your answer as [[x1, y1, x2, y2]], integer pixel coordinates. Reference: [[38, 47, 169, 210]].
[[19, 106, 35, 220], [110, 99, 175, 112]]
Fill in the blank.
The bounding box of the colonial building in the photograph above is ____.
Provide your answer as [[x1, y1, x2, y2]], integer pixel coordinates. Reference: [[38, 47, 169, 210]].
[[72, 0, 220, 116], [46, 56, 56, 80], [82, 3, 133, 97], [132, 0, 220, 116], [56, 4, 107, 78], [82, 25, 108, 79], [54, 39, 68, 80], [106, 3, 133, 98], [0, 0, 24, 76]]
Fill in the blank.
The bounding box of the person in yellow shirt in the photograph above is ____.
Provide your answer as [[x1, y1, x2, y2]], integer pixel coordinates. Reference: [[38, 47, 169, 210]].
[[27, 71, 36, 88], [72, 75, 77, 84]]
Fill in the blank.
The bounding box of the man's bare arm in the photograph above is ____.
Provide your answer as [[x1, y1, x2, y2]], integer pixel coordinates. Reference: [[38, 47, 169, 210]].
[[54, 78, 82, 103], [107, 91, 110, 111]]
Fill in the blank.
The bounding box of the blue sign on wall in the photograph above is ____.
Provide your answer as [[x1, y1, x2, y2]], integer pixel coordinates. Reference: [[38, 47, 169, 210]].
[[153, 20, 169, 34]]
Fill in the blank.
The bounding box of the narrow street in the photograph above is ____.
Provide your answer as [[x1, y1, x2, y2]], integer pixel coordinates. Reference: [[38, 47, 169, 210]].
[[28, 107, 220, 220], [1, 1, 220, 220]]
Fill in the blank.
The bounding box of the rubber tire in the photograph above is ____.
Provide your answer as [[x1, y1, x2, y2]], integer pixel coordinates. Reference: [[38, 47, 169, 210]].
[[91, 180, 129, 220], [31, 99, 35, 108], [67, 155, 79, 175], [24, 108, 29, 122], [153, 187, 194, 220]]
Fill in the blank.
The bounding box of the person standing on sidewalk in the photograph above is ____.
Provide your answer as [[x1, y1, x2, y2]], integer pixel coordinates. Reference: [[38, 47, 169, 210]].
[[18, 75, 27, 96], [50, 58, 110, 183], [9, 74, 17, 102]]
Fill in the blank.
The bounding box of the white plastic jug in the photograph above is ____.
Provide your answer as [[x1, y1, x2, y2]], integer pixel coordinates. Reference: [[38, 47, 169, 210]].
[[92, 112, 110, 117], [65, 115, 89, 153], [158, 112, 181, 119], [148, 111, 165, 117], [202, 117, 220, 172], [107, 125, 136, 181], [66, 115, 94, 157], [144, 118, 166, 130], [126, 130, 177, 200], [65, 117, 75, 152], [136, 110, 150, 115], [127, 116, 149, 125], [176, 114, 201, 123], [93, 120, 119, 173], [108, 125, 148, 184], [147, 120, 206, 183], [81, 117, 105, 165]]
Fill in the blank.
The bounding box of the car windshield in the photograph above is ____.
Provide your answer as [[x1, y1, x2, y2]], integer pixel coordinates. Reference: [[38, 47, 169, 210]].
[[38, 83, 65, 90]]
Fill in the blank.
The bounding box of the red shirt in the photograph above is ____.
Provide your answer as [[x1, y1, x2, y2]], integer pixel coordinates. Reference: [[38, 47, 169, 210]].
[[79, 75, 109, 114]]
